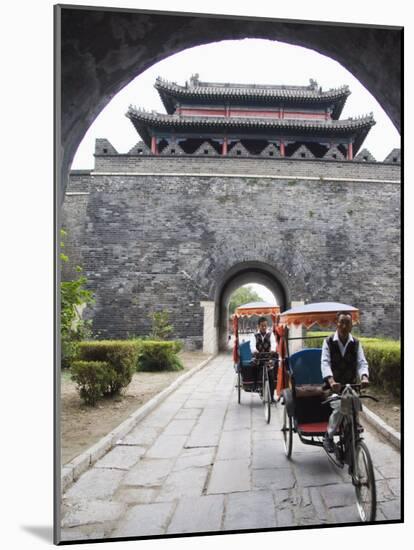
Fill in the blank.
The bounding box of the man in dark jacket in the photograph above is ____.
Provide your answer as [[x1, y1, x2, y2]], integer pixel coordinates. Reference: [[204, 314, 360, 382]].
[[321, 311, 369, 452], [252, 317, 277, 402]]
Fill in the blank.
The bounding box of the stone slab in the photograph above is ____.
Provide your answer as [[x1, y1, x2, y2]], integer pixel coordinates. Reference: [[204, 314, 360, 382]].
[[167, 495, 224, 534], [291, 453, 343, 487], [155, 466, 209, 501], [113, 486, 158, 505], [162, 418, 197, 436], [63, 468, 125, 502], [122, 458, 173, 487], [252, 467, 296, 491], [174, 408, 202, 420], [62, 500, 126, 528], [223, 490, 277, 531], [252, 439, 291, 469], [173, 446, 216, 471], [145, 434, 188, 458], [118, 426, 159, 446], [378, 499, 402, 521], [111, 502, 174, 537], [216, 429, 251, 460], [94, 445, 145, 470], [207, 458, 250, 494]]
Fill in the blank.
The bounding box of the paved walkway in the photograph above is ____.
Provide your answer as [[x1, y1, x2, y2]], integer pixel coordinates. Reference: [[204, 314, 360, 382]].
[[60, 354, 401, 542]]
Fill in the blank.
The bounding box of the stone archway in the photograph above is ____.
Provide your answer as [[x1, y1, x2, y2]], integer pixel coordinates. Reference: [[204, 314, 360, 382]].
[[58, 7, 401, 199], [214, 261, 289, 351]]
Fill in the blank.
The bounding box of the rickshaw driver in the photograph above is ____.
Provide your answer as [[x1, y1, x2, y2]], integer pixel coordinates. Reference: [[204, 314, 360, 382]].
[[321, 311, 370, 453], [251, 317, 278, 402]]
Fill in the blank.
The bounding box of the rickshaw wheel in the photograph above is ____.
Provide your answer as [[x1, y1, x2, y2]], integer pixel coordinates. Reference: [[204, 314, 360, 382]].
[[237, 372, 241, 404], [354, 441, 376, 522], [282, 406, 293, 457], [263, 380, 271, 423]]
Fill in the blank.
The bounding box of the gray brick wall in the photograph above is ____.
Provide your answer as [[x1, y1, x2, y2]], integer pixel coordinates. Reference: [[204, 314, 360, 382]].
[[63, 156, 400, 347]]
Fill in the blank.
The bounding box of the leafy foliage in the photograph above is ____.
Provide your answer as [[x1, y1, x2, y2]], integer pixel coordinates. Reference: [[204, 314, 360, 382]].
[[228, 286, 264, 316], [149, 310, 173, 340], [77, 340, 139, 395], [136, 340, 184, 372], [305, 332, 400, 398], [70, 360, 114, 406], [60, 229, 94, 368]]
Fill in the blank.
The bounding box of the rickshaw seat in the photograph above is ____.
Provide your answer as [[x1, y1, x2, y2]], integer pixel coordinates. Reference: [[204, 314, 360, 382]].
[[288, 348, 323, 385], [239, 341, 253, 366], [289, 348, 331, 424]]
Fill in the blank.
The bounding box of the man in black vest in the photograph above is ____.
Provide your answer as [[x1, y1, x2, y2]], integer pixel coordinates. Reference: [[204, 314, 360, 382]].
[[321, 311, 369, 452], [252, 317, 277, 402]]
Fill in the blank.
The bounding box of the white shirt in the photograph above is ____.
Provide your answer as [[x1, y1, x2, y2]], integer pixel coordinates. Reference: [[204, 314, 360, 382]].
[[321, 331, 369, 380], [249, 331, 276, 353]]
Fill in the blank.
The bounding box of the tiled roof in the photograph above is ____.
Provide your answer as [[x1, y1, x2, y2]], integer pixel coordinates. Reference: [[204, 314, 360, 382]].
[[127, 107, 375, 132], [155, 76, 351, 117]]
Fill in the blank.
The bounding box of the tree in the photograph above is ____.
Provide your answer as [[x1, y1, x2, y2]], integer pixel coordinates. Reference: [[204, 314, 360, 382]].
[[149, 310, 173, 340], [60, 229, 95, 367], [228, 286, 264, 316]]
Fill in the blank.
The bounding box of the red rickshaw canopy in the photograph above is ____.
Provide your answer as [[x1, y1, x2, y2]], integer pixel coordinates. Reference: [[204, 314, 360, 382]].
[[278, 302, 360, 329], [233, 301, 281, 318]]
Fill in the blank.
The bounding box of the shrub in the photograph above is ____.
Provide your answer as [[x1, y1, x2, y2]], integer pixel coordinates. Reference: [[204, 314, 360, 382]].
[[149, 310, 174, 340], [77, 340, 139, 394], [305, 332, 401, 398], [60, 229, 95, 368], [137, 340, 184, 372], [363, 340, 401, 398], [70, 361, 114, 406]]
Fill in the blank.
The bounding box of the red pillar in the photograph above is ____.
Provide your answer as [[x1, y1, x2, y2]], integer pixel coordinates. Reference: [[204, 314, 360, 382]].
[[347, 142, 353, 160], [280, 141, 285, 157], [151, 136, 158, 155], [222, 136, 228, 156]]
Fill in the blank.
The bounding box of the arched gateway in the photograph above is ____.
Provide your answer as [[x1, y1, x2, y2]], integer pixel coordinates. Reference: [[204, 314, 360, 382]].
[[214, 262, 288, 352]]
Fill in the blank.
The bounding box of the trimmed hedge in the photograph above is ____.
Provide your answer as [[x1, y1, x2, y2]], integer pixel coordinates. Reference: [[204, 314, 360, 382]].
[[136, 340, 184, 372], [305, 332, 401, 398], [363, 340, 400, 398], [77, 340, 139, 395], [71, 360, 114, 406]]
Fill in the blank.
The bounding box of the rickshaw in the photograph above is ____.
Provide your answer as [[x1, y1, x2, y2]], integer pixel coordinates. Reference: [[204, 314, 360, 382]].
[[232, 302, 280, 423], [275, 302, 378, 522]]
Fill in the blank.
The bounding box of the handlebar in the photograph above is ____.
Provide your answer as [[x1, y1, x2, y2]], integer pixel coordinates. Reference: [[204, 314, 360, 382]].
[[322, 389, 379, 405]]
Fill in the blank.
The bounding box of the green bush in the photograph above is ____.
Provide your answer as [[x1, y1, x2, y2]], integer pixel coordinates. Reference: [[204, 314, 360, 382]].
[[70, 360, 114, 406], [304, 332, 401, 398], [137, 340, 184, 372], [363, 340, 401, 398], [77, 340, 139, 394]]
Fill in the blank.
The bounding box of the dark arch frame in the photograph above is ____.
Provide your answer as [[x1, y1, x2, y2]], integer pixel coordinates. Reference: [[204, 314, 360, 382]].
[[57, 6, 402, 200]]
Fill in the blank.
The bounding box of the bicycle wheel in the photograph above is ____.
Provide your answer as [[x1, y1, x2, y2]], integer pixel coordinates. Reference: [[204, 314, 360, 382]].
[[354, 440, 376, 522], [282, 405, 293, 457], [263, 379, 271, 423], [237, 371, 241, 404]]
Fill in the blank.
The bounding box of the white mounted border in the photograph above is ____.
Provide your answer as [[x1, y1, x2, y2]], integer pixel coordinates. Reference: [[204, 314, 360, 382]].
[[61, 354, 214, 492]]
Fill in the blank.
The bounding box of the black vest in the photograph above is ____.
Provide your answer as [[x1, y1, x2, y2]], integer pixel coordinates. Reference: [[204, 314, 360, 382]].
[[327, 335, 359, 385], [255, 331, 272, 352]]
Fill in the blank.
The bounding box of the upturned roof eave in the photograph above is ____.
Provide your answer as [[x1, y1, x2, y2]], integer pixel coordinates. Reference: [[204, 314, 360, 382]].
[[155, 80, 351, 114], [127, 108, 375, 133]]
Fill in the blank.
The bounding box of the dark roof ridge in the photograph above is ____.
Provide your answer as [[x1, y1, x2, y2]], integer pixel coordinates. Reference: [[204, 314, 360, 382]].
[[155, 76, 350, 96], [127, 106, 375, 128]]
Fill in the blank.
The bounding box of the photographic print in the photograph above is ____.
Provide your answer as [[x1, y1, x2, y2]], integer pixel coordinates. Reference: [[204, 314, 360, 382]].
[[55, 4, 402, 544]]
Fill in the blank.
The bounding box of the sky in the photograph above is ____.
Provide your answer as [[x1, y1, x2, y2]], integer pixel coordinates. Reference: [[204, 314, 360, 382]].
[[72, 38, 400, 169]]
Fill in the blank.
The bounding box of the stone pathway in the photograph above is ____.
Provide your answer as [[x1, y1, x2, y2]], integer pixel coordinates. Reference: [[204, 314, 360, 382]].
[[60, 354, 401, 542]]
